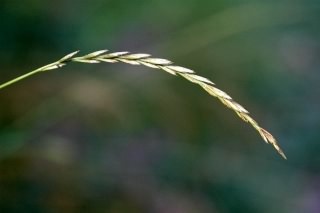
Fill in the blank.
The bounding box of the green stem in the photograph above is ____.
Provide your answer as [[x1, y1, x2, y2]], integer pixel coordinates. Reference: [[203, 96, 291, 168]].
[[0, 68, 43, 90]]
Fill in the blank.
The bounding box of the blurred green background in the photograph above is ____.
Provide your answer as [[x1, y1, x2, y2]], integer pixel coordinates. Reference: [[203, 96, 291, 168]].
[[0, 0, 319, 212]]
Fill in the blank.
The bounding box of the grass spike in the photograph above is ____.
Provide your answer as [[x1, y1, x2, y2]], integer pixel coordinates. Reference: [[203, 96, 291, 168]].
[[0, 49, 286, 159]]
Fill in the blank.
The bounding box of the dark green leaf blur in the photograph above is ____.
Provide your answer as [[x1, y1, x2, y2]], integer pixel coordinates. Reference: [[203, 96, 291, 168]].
[[1, 0, 319, 212]]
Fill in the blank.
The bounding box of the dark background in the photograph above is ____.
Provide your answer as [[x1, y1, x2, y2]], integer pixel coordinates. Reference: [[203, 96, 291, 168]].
[[0, 0, 319, 212]]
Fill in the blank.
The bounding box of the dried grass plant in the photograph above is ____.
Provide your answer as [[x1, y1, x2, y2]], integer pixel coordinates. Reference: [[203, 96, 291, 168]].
[[0, 50, 286, 159]]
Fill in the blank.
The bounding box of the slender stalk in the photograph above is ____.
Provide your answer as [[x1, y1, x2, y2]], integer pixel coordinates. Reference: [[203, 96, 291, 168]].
[[0, 57, 69, 90], [0, 69, 44, 90], [0, 49, 286, 159]]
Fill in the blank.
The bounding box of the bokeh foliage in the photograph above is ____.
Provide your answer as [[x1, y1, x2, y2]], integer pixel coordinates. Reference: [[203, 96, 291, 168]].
[[1, 0, 320, 212]]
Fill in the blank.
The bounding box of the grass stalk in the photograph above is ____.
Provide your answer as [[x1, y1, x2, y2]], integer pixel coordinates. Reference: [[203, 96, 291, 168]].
[[0, 49, 286, 159]]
